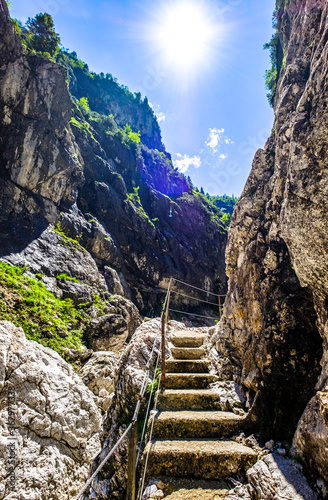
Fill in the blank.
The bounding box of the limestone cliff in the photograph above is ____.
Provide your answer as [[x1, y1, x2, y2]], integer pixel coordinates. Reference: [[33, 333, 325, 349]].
[[0, 321, 102, 499], [0, 5, 227, 324], [213, 0, 328, 492]]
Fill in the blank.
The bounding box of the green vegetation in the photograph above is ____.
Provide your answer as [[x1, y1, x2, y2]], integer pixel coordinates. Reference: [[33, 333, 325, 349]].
[[205, 194, 238, 227], [0, 262, 85, 356], [147, 368, 161, 395], [264, 0, 286, 106], [54, 222, 86, 253], [126, 187, 154, 226], [70, 116, 91, 134], [0, 262, 117, 359], [56, 273, 79, 282], [13, 13, 61, 59], [78, 97, 90, 112], [206, 194, 238, 215], [124, 124, 141, 144]]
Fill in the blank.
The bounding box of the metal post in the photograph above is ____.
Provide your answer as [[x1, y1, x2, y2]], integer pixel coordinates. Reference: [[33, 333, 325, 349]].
[[219, 295, 222, 320], [161, 312, 166, 391], [165, 277, 173, 326], [126, 421, 137, 500]]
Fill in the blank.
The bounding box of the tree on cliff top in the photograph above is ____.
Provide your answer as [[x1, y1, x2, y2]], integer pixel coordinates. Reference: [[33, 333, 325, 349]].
[[26, 13, 60, 56]]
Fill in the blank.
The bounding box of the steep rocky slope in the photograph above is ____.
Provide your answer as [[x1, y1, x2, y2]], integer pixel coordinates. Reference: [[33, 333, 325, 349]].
[[211, 0, 328, 493], [0, 321, 102, 500], [0, 4, 227, 323]]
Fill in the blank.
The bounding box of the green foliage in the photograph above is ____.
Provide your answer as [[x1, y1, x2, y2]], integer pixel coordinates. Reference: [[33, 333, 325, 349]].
[[126, 187, 155, 226], [220, 212, 232, 226], [11, 18, 23, 34], [25, 13, 61, 57], [0, 261, 86, 356], [124, 124, 141, 144], [264, 1, 286, 106], [56, 273, 79, 283], [54, 222, 87, 252], [70, 116, 91, 135], [78, 97, 90, 112], [206, 194, 238, 226], [147, 368, 161, 395]]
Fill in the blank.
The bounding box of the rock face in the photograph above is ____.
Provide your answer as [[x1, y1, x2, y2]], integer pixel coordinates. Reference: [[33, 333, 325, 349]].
[[0, 321, 102, 500], [214, 0, 328, 490], [0, 7, 227, 319], [227, 452, 317, 500], [80, 351, 120, 396]]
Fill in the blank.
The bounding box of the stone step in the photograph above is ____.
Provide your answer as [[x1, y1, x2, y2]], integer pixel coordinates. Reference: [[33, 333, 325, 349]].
[[171, 347, 205, 360], [153, 411, 243, 439], [144, 439, 257, 480], [166, 360, 209, 374], [170, 332, 204, 348], [158, 389, 220, 411], [145, 477, 229, 500], [165, 373, 219, 389]]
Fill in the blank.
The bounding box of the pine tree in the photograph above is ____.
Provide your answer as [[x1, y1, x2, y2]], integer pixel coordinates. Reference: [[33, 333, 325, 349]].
[[26, 13, 60, 56]]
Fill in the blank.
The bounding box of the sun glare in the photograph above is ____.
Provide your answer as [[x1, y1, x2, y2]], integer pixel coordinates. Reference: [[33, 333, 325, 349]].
[[156, 2, 216, 70]]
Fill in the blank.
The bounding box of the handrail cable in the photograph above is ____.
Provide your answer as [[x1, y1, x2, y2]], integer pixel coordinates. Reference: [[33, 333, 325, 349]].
[[73, 311, 167, 500], [170, 289, 223, 306], [73, 423, 132, 500], [168, 308, 220, 321], [137, 375, 162, 500], [172, 277, 225, 297], [135, 333, 161, 467]]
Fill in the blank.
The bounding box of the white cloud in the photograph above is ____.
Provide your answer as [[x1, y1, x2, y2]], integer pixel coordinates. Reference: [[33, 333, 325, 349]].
[[205, 128, 234, 153], [174, 154, 201, 173], [206, 128, 225, 152], [219, 154, 228, 160], [157, 112, 166, 123], [149, 102, 166, 124]]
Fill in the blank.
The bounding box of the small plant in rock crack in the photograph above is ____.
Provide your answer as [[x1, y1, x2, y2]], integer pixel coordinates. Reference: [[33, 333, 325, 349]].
[[146, 367, 161, 396]]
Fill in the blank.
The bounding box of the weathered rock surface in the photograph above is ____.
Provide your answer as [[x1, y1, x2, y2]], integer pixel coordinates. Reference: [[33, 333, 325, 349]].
[[0, 13, 83, 208], [208, 0, 328, 489], [80, 351, 120, 396], [83, 319, 168, 500], [83, 296, 141, 353], [0, 321, 102, 500], [291, 390, 328, 484], [0, 5, 228, 319], [227, 452, 317, 500]]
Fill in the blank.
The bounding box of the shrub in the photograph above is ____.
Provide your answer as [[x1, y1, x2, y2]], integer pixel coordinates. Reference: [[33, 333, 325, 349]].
[[78, 97, 90, 112], [124, 124, 141, 144]]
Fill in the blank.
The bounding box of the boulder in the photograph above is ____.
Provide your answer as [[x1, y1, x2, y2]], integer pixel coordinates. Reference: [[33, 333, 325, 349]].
[[246, 453, 317, 500], [58, 280, 94, 306], [226, 452, 317, 500], [0, 321, 102, 500], [291, 390, 328, 486], [84, 314, 129, 353], [104, 266, 125, 296], [80, 351, 120, 396]]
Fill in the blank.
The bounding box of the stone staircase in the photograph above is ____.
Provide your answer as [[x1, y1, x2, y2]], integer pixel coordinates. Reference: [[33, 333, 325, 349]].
[[144, 328, 257, 498]]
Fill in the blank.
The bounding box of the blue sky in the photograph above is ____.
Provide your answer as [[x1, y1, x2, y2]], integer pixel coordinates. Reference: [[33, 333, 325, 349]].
[[10, 0, 275, 196]]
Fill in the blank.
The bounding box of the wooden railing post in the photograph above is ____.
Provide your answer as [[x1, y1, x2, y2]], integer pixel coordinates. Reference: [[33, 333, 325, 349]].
[[126, 421, 137, 500], [165, 277, 173, 326], [161, 312, 166, 391]]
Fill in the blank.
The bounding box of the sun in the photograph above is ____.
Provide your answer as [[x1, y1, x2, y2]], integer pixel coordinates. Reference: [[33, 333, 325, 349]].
[[156, 2, 216, 70]]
